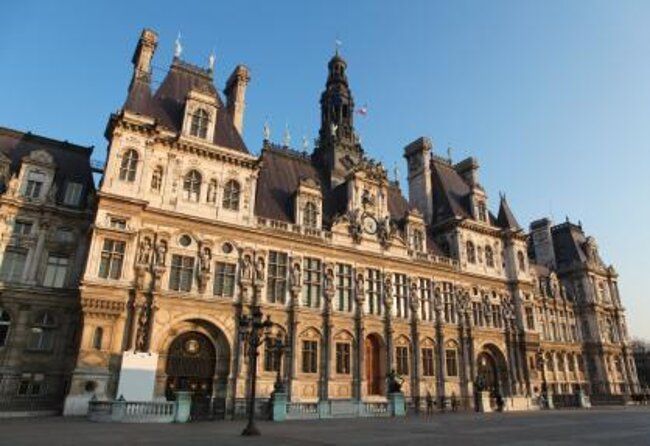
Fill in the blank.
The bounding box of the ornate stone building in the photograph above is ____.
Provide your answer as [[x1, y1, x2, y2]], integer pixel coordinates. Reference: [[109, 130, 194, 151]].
[[24, 28, 632, 416], [0, 127, 96, 414]]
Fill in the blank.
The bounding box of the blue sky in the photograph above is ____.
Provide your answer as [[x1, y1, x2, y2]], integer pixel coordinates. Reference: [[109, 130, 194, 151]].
[[1, 1, 649, 339]]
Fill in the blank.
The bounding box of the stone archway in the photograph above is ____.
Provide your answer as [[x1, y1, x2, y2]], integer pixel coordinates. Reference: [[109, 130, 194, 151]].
[[159, 319, 231, 420], [365, 333, 386, 396], [476, 344, 509, 397]]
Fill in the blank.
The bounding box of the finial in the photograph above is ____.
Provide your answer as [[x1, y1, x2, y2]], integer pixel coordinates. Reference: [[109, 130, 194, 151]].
[[263, 119, 271, 141], [302, 135, 309, 152], [393, 162, 400, 183], [208, 49, 216, 72], [447, 146, 453, 163], [282, 124, 291, 147], [335, 37, 342, 55], [174, 32, 183, 58]]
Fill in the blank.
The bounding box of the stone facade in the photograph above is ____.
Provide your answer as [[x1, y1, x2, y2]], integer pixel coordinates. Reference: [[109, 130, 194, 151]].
[[0, 128, 95, 414], [0, 28, 639, 417]]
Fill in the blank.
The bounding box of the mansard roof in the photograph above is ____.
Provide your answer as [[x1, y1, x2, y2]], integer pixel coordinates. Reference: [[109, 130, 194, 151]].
[[551, 221, 590, 269], [430, 157, 472, 221], [123, 58, 248, 154], [255, 143, 417, 228], [0, 126, 95, 196]]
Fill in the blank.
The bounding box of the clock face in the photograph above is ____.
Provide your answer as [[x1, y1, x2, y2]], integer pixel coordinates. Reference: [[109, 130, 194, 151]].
[[362, 215, 378, 234]]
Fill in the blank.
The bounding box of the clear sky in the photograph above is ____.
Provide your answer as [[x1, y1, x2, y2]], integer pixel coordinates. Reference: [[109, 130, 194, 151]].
[[1, 1, 649, 338]]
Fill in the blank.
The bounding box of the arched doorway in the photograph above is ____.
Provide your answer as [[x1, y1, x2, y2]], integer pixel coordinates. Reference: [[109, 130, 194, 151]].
[[475, 344, 509, 397], [165, 331, 216, 400], [365, 334, 386, 396]]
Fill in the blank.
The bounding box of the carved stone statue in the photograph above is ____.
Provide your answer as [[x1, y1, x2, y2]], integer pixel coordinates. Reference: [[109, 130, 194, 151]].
[[348, 209, 363, 244], [137, 237, 153, 265], [241, 254, 254, 282], [255, 256, 265, 282], [409, 282, 420, 314], [433, 287, 443, 312], [199, 246, 212, 273], [383, 276, 394, 311], [135, 300, 150, 352], [377, 216, 393, 248], [355, 273, 366, 304], [155, 240, 168, 266], [290, 262, 302, 288], [324, 267, 335, 298], [482, 295, 492, 325]]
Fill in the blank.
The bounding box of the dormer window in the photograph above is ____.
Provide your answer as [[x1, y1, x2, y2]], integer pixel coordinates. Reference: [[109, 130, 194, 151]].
[[119, 149, 139, 182], [223, 179, 240, 211], [24, 171, 45, 199], [412, 229, 424, 252], [190, 108, 210, 139], [62, 182, 83, 207], [303, 202, 318, 228], [183, 170, 202, 202]]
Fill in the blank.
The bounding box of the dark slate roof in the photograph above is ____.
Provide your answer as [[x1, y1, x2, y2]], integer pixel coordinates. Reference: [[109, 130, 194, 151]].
[[0, 127, 95, 203], [496, 195, 521, 230], [430, 158, 471, 222], [255, 145, 420, 229], [124, 58, 248, 153]]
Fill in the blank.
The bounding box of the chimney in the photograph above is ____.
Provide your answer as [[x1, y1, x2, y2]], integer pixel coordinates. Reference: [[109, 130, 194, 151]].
[[224, 65, 251, 135], [403, 137, 433, 224], [130, 29, 158, 90], [530, 218, 557, 268], [454, 157, 479, 187]]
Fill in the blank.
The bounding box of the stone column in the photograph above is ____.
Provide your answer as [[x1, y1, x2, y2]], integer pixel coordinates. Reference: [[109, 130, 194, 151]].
[[409, 280, 421, 411], [321, 266, 335, 401], [24, 221, 48, 284], [433, 287, 445, 406], [354, 270, 366, 401], [384, 274, 395, 385]]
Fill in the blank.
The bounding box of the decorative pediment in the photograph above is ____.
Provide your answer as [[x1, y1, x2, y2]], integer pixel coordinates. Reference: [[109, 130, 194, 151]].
[[26, 149, 55, 167]]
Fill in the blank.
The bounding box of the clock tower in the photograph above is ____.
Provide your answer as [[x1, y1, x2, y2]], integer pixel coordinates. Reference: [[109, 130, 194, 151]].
[[313, 51, 364, 187]]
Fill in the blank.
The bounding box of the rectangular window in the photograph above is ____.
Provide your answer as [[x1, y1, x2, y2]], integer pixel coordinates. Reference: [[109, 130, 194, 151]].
[[62, 182, 83, 206], [13, 220, 33, 236], [264, 343, 280, 372], [98, 239, 125, 279], [335, 342, 351, 374], [492, 304, 502, 329], [445, 349, 458, 377], [419, 278, 432, 321], [24, 172, 44, 199], [422, 348, 435, 377], [394, 273, 408, 318], [302, 340, 318, 373], [267, 251, 288, 304], [473, 302, 482, 327], [525, 307, 535, 330], [443, 283, 455, 324], [28, 328, 54, 351], [109, 217, 127, 230], [17, 374, 44, 396], [0, 248, 28, 282], [169, 254, 194, 292], [213, 262, 236, 297], [366, 268, 382, 316], [336, 263, 353, 312], [396, 346, 409, 375], [43, 254, 69, 288], [302, 257, 322, 308]]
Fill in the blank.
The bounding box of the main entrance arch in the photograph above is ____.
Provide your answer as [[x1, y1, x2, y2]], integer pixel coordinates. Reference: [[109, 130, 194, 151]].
[[365, 333, 386, 396], [476, 344, 509, 396], [162, 319, 231, 420]]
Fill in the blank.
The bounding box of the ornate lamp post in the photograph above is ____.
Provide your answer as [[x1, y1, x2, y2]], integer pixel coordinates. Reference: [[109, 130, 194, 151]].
[[536, 349, 548, 409], [238, 305, 273, 436], [266, 334, 288, 393]]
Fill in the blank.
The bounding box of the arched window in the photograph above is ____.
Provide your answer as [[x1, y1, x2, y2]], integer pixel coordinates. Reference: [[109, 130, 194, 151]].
[[466, 241, 476, 264], [207, 179, 218, 204], [517, 251, 526, 272], [477, 201, 487, 222], [222, 179, 240, 210], [119, 149, 139, 182], [183, 170, 202, 202], [303, 202, 318, 228], [92, 327, 103, 350], [190, 108, 209, 139], [150, 166, 163, 191], [485, 246, 494, 268], [28, 312, 56, 351], [412, 229, 424, 252], [0, 309, 10, 347]]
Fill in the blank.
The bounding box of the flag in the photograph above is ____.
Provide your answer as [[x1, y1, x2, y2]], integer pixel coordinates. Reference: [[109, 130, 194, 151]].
[[356, 103, 368, 116]]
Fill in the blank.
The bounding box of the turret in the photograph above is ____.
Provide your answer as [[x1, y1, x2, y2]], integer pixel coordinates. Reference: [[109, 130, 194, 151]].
[[224, 65, 251, 135], [129, 29, 158, 90]]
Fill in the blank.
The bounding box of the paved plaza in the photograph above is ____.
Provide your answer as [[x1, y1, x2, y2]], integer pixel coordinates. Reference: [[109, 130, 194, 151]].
[[1, 407, 650, 446]]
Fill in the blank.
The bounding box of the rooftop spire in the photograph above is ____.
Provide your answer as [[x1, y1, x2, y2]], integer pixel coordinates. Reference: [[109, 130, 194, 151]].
[[174, 32, 183, 58]]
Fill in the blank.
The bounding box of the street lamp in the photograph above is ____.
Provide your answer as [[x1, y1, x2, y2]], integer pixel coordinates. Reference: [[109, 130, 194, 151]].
[[536, 349, 548, 409], [239, 305, 273, 436], [266, 334, 288, 393]]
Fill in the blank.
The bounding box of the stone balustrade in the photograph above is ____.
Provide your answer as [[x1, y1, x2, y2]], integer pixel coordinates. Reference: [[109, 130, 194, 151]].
[[88, 399, 177, 423]]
